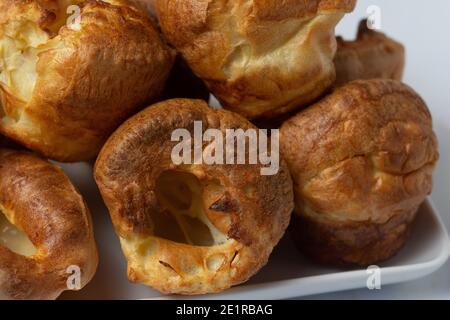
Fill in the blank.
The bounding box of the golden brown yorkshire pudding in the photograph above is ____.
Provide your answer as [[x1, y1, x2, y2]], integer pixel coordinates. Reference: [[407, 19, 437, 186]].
[[280, 80, 439, 267], [124, 2, 210, 100], [154, 0, 356, 120], [334, 20, 405, 86], [94, 98, 294, 294], [0, 149, 98, 299], [0, 0, 174, 162]]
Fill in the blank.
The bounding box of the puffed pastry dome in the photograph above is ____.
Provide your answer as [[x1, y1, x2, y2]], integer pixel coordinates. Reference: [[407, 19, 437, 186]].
[[0, 149, 98, 299], [280, 80, 439, 266], [0, 0, 174, 162], [154, 0, 356, 120], [94, 99, 294, 294], [334, 20, 405, 86]]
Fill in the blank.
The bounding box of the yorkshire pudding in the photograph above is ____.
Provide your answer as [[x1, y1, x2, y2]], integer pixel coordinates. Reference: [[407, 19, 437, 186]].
[[154, 0, 356, 120], [125, 1, 210, 100], [0, 149, 98, 299], [94, 98, 294, 294], [280, 80, 439, 266], [0, 0, 174, 162], [334, 20, 405, 86]]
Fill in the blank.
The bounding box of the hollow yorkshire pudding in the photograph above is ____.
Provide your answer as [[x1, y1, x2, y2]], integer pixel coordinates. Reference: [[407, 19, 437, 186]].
[[154, 0, 356, 120], [334, 20, 405, 86], [280, 79, 439, 267], [94, 98, 294, 294], [0, 0, 174, 162], [0, 149, 98, 299]]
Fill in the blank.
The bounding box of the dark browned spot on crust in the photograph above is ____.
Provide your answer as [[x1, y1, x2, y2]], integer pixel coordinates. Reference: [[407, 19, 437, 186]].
[[228, 222, 252, 247], [159, 260, 181, 277], [209, 192, 237, 213]]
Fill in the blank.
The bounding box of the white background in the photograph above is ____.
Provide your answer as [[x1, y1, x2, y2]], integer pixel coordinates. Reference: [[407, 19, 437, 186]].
[[308, 0, 450, 300]]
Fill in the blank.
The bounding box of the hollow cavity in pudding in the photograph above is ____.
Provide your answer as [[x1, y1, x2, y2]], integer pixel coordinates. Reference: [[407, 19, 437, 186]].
[[0, 0, 77, 123], [0, 207, 37, 256], [154, 170, 229, 247]]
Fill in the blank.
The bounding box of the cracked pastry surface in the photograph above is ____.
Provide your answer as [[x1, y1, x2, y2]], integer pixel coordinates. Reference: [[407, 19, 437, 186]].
[[154, 0, 356, 120], [94, 98, 294, 294], [280, 79, 439, 266], [0, 148, 98, 299], [0, 0, 174, 161], [334, 20, 405, 86]]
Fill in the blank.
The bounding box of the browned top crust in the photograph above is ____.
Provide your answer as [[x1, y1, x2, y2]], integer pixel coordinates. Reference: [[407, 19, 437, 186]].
[[154, 0, 356, 120], [280, 80, 439, 224], [334, 20, 405, 86], [0, 0, 174, 162], [0, 149, 98, 299], [128, 0, 157, 17], [94, 98, 294, 294]]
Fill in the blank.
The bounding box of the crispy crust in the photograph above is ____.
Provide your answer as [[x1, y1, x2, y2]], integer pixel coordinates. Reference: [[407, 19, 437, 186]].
[[254, 20, 406, 130], [94, 98, 294, 294], [292, 206, 417, 267], [154, 0, 356, 120], [334, 20, 405, 86], [0, 0, 174, 162], [124, 2, 210, 100], [0, 149, 98, 299], [129, 0, 157, 17], [280, 80, 439, 266]]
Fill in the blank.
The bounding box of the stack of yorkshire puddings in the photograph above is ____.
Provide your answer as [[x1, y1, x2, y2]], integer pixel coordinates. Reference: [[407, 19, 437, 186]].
[[0, 0, 439, 299]]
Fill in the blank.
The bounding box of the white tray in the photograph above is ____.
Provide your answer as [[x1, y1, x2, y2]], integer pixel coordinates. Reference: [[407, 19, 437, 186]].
[[59, 162, 450, 300]]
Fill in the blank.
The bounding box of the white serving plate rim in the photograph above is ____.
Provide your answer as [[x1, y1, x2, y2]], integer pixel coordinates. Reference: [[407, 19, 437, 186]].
[[145, 198, 450, 300]]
